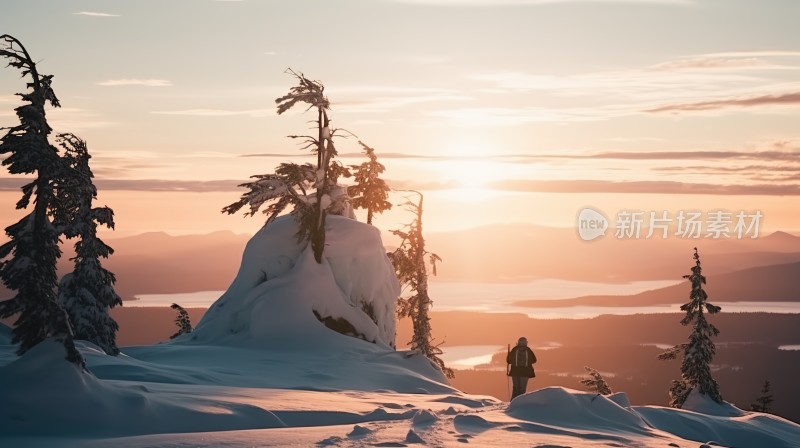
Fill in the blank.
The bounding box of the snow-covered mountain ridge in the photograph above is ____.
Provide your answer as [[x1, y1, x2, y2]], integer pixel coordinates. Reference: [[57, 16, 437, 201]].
[[1, 214, 799, 447]]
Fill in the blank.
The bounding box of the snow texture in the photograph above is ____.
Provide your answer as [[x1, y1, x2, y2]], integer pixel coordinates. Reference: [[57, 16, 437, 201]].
[[1, 218, 799, 447], [193, 214, 399, 349]]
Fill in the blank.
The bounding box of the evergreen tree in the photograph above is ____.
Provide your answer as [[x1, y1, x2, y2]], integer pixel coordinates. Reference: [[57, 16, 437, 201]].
[[169, 303, 193, 339], [388, 191, 452, 378], [580, 366, 612, 395], [55, 133, 122, 356], [750, 380, 774, 413], [347, 141, 391, 224], [0, 35, 83, 367], [223, 69, 351, 263], [658, 247, 722, 407]]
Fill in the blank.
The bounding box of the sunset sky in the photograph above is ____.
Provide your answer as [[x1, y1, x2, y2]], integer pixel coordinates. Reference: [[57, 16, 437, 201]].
[[1, 0, 799, 238]]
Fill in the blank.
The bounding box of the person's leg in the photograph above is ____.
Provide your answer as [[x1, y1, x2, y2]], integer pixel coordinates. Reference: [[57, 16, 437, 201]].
[[511, 376, 523, 399], [518, 376, 530, 395]]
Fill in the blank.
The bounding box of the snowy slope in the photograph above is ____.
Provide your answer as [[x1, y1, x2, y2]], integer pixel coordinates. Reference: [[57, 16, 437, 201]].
[[193, 215, 400, 349], [1, 216, 799, 447]]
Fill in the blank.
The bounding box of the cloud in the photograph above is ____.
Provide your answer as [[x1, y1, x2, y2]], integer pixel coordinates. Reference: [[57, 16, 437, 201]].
[[0, 178, 242, 193], [466, 70, 763, 113], [645, 91, 800, 113], [240, 152, 316, 158], [388, 0, 693, 5], [427, 105, 625, 126], [241, 148, 800, 163], [575, 150, 800, 162], [4, 175, 796, 195], [654, 164, 800, 174], [73, 11, 119, 17], [264, 51, 277, 56], [47, 107, 115, 131], [151, 108, 272, 117], [648, 57, 772, 71], [388, 177, 800, 195], [98, 79, 172, 87], [337, 94, 470, 113], [488, 179, 800, 195], [702, 51, 800, 58]]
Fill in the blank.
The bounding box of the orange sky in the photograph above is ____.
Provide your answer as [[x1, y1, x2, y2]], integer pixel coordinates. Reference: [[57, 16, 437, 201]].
[[1, 1, 799, 240]]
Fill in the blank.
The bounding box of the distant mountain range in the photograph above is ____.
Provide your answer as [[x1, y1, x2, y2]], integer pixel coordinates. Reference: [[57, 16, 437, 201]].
[[425, 224, 800, 283], [1, 223, 799, 301], [515, 259, 800, 307]]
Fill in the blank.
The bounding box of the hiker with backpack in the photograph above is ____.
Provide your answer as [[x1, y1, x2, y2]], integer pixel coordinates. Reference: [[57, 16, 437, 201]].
[[507, 336, 537, 400]]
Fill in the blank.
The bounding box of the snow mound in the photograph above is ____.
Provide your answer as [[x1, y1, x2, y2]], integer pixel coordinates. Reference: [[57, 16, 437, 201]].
[[507, 387, 651, 435], [608, 391, 631, 408], [636, 405, 800, 448], [0, 340, 286, 437], [682, 388, 746, 417], [191, 215, 400, 349], [72, 215, 452, 395]]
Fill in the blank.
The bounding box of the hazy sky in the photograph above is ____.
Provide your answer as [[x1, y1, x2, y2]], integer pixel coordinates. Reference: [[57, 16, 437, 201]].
[[1, 0, 799, 236]]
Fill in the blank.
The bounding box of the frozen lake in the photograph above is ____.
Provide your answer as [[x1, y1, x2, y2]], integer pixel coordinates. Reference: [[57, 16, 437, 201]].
[[127, 278, 800, 319]]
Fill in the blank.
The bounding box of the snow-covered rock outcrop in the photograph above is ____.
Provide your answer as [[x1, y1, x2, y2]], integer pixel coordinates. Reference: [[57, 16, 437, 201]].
[[190, 215, 401, 349]]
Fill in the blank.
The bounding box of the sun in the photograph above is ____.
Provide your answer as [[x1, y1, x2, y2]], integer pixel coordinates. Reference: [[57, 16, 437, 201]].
[[446, 159, 492, 190]]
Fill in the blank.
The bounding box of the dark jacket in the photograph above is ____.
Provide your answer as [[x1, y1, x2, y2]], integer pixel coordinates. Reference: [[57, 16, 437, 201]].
[[507, 346, 536, 378]]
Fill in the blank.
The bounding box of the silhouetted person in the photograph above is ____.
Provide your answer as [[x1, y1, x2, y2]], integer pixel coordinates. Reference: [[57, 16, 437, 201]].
[[507, 336, 537, 400]]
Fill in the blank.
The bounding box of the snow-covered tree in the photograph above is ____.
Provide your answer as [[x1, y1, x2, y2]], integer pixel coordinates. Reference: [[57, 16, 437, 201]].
[[347, 141, 391, 225], [223, 69, 351, 263], [169, 303, 193, 339], [750, 380, 774, 413], [580, 366, 612, 395], [388, 191, 452, 378], [0, 35, 83, 367], [54, 133, 122, 356], [658, 247, 722, 407]]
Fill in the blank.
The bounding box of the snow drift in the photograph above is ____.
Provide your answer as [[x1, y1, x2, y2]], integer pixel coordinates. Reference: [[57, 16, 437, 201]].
[[1, 216, 800, 446], [191, 215, 400, 349]]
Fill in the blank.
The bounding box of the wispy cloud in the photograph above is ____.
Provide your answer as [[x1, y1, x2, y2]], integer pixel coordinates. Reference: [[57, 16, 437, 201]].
[[388, 0, 693, 5], [427, 105, 628, 126], [151, 108, 272, 118], [702, 51, 800, 58], [648, 57, 773, 71], [48, 107, 115, 131], [0, 178, 241, 193], [73, 11, 119, 17], [338, 94, 470, 114], [568, 150, 800, 161], [654, 164, 800, 173], [388, 177, 800, 195], [487, 179, 800, 195], [468, 70, 759, 100], [264, 51, 277, 56], [646, 91, 800, 113], [244, 148, 800, 163], [98, 79, 172, 87]]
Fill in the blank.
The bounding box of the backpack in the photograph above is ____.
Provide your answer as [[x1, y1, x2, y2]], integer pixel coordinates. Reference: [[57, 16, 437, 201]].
[[512, 347, 531, 367]]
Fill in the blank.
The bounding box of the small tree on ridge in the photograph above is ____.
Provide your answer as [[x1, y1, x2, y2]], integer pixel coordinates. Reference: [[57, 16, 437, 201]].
[[55, 133, 122, 356], [348, 141, 391, 224], [388, 190, 452, 378], [658, 247, 722, 407], [580, 366, 613, 395], [750, 380, 774, 413], [223, 69, 351, 263]]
